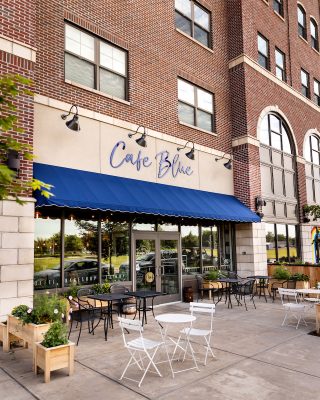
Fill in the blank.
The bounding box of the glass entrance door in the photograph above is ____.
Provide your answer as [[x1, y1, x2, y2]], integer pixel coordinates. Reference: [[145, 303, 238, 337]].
[[133, 232, 181, 302]]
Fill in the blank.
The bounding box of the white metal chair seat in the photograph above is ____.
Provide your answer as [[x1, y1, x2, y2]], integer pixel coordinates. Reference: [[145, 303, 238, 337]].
[[304, 298, 320, 303], [282, 303, 305, 309], [127, 337, 163, 350], [180, 327, 211, 337]]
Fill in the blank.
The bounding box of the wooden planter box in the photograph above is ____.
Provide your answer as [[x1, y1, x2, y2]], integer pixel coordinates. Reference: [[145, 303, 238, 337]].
[[34, 341, 75, 383], [203, 281, 222, 289], [316, 304, 320, 334], [2, 315, 51, 353], [0, 321, 24, 352]]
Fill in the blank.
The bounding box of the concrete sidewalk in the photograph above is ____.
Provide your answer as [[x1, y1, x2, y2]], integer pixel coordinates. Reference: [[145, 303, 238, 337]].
[[1, 298, 320, 400]]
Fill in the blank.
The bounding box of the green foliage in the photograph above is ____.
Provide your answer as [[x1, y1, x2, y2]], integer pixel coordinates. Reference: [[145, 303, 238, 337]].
[[0, 74, 53, 203], [92, 280, 111, 294], [11, 294, 66, 325], [272, 266, 291, 280], [205, 270, 220, 280], [41, 321, 68, 348], [303, 204, 320, 221], [291, 273, 310, 282], [64, 283, 81, 299]]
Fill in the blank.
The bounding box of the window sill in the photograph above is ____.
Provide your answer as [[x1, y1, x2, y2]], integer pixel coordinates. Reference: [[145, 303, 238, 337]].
[[64, 80, 131, 106], [298, 35, 309, 45], [273, 10, 285, 22], [175, 28, 214, 54], [178, 120, 217, 136], [312, 46, 320, 55], [261, 0, 269, 5]]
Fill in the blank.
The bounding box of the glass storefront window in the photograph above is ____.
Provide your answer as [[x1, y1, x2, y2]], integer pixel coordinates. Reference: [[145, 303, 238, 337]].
[[34, 218, 61, 290], [265, 223, 299, 263], [288, 225, 298, 262], [157, 223, 179, 231], [201, 226, 219, 272], [64, 219, 98, 287], [276, 224, 288, 262], [266, 223, 276, 263], [181, 225, 200, 275], [132, 223, 156, 231], [102, 221, 130, 282]]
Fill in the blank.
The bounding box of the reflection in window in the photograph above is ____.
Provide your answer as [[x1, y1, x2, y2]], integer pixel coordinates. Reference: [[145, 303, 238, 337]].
[[157, 223, 179, 231], [298, 5, 307, 39], [257, 33, 269, 69], [266, 223, 276, 263], [181, 225, 200, 275], [266, 223, 298, 263], [304, 134, 320, 204], [34, 218, 61, 290], [311, 18, 319, 51], [132, 223, 156, 231], [201, 226, 219, 271], [64, 219, 98, 287], [276, 224, 288, 262]]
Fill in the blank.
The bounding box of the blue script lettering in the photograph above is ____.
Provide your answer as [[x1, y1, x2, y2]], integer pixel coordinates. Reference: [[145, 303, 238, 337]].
[[156, 151, 193, 179], [110, 141, 152, 171]]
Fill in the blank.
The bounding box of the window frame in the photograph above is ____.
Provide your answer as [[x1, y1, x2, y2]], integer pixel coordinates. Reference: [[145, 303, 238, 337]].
[[257, 33, 270, 70], [314, 79, 320, 106], [175, 0, 212, 48], [177, 78, 215, 132], [301, 68, 310, 98], [64, 23, 129, 101], [298, 5, 307, 40], [305, 134, 320, 204], [275, 48, 286, 82], [310, 18, 319, 51], [273, 0, 284, 17], [266, 223, 299, 263]]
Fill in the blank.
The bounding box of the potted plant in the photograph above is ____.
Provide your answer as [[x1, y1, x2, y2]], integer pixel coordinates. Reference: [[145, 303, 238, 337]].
[[290, 273, 310, 289], [203, 270, 223, 289], [3, 294, 66, 353], [34, 320, 75, 383]]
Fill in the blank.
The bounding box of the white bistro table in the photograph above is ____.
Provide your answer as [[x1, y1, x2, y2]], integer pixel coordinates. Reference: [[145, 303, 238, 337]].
[[155, 313, 199, 377], [296, 288, 320, 302]]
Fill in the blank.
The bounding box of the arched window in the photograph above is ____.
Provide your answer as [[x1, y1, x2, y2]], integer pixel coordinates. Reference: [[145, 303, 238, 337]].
[[310, 18, 319, 50], [259, 113, 297, 221], [305, 133, 320, 203], [298, 5, 307, 40]]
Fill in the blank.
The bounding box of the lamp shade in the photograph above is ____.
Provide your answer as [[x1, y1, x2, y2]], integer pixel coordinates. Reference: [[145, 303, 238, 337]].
[[136, 134, 147, 147], [185, 147, 195, 160], [223, 159, 232, 170], [66, 115, 80, 131], [7, 150, 20, 171]]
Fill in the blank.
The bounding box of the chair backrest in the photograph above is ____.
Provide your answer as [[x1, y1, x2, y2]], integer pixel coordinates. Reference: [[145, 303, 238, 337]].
[[77, 288, 96, 298], [110, 284, 128, 294], [238, 279, 255, 295], [278, 288, 299, 304], [195, 275, 204, 290], [118, 317, 144, 348], [189, 302, 215, 330]]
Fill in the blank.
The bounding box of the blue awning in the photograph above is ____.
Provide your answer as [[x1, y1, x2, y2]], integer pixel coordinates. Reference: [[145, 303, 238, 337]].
[[33, 163, 260, 223]]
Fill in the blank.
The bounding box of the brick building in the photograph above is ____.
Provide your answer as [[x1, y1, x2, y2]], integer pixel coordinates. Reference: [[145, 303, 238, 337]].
[[1, 0, 319, 318]]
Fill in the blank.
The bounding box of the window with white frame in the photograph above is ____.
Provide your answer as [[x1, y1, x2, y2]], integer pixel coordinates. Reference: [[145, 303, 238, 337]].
[[314, 79, 320, 106], [178, 78, 214, 132], [301, 69, 310, 98], [298, 5, 307, 39], [64, 24, 128, 100], [175, 0, 211, 48], [258, 33, 269, 69], [310, 18, 319, 51], [275, 48, 286, 81], [305, 134, 320, 204]]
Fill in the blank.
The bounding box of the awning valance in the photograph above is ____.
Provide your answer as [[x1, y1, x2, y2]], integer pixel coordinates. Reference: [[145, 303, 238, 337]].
[[33, 163, 260, 223]]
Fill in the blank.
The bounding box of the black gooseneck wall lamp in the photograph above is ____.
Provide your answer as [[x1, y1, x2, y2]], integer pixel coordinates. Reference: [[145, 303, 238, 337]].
[[128, 126, 147, 147], [177, 141, 195, 160], [215, 153, 232, 170], [7, 149, 20, 177], [61, 104, 80, 132]]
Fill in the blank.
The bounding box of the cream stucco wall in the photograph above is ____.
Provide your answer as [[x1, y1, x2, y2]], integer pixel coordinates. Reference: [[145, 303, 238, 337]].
[[34, 103, 234, 195]]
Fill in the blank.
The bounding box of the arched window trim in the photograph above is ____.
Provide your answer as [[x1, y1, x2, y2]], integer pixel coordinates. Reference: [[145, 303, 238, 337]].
[[298, 3, 307, 40], [310, 17, 319, 51]]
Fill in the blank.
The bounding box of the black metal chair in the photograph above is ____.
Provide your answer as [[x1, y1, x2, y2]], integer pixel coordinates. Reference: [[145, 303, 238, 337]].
[[195, 275, 213, 302], [68, 297, 97, 345], [234, 279, 256, 311], [271, 280, 296, 302], [255, 277, 270, 302], [109, 284, 133, 316]]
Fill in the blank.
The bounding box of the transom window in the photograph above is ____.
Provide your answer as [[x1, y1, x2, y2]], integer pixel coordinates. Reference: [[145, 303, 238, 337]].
[[310, 18, 319, 51], [257, 33, 269, 69], [273, 0, 284, 17], [314, 79, 320, 106], [64, 24, 128, 100], [178, 78, 214, 132], [301, 69, 310, 98], [175, 0, 211, 48], [298, 5, 307, 39], [260, 113, 297, 221], [305, 134, 320, 204], [275, 48, 286, 81]]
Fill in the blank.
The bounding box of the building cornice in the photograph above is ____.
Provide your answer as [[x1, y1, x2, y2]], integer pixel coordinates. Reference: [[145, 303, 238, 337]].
[[0, 34, 36, 62], [232, 135, 260, 148]]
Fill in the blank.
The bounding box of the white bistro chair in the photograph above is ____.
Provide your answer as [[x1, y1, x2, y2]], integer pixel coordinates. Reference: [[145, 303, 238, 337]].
[[278, 288, 308, 329], [118, 317, 164, 387], [175, 302, 216, 365]]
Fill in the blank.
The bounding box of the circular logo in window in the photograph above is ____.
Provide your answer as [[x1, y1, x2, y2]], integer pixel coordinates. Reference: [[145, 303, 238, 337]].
[[145, 271, 155, 283]]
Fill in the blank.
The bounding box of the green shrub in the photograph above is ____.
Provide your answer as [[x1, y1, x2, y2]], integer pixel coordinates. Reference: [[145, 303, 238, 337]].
[[64, 283, 81, 299], [291, 273, 310, 282], [92, 281, 110, 294], [41, 321, 68, 348], [272, 266, 291, 280]]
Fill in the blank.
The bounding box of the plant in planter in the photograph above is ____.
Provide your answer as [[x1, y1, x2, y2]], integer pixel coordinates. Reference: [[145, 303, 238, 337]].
[[291, 273, 310, 289], [92, 281, 111, 294], [272, 266, 291, 280], [34, 320, 75, 383]]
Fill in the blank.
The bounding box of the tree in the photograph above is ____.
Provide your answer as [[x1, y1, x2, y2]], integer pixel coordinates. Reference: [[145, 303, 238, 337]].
[[0, 74, 52, 203]]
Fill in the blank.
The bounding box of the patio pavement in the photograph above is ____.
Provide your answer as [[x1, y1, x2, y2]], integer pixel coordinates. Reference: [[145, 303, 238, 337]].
[[1, 296, 320, 400]]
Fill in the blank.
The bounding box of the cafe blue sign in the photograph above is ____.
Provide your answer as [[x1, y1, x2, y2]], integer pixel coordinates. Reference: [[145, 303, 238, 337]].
[[109, 140, 194, 179]]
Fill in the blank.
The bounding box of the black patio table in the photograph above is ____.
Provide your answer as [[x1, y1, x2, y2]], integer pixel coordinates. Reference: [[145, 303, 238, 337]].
[[126, 290, 163, 326], [247, 275, 272, 302], [88, 293, 131, 340], [215, 278, 244, 309]]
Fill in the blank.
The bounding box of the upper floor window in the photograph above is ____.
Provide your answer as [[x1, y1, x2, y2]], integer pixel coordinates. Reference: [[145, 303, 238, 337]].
[[298, 5, 307, 39], [275, 48, 286, 81], [64, 24, 128, 100], [305, 134, 320, 204], [273, 0, 284, 17], [258, 33, 269, 69], [175, 0, 211, 48], [301, 69, 310, 98], [260, 113, 297, 221], [314, 79, 320, 106], [310, 18, 319, 51], [178, 78, 214, 132]]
